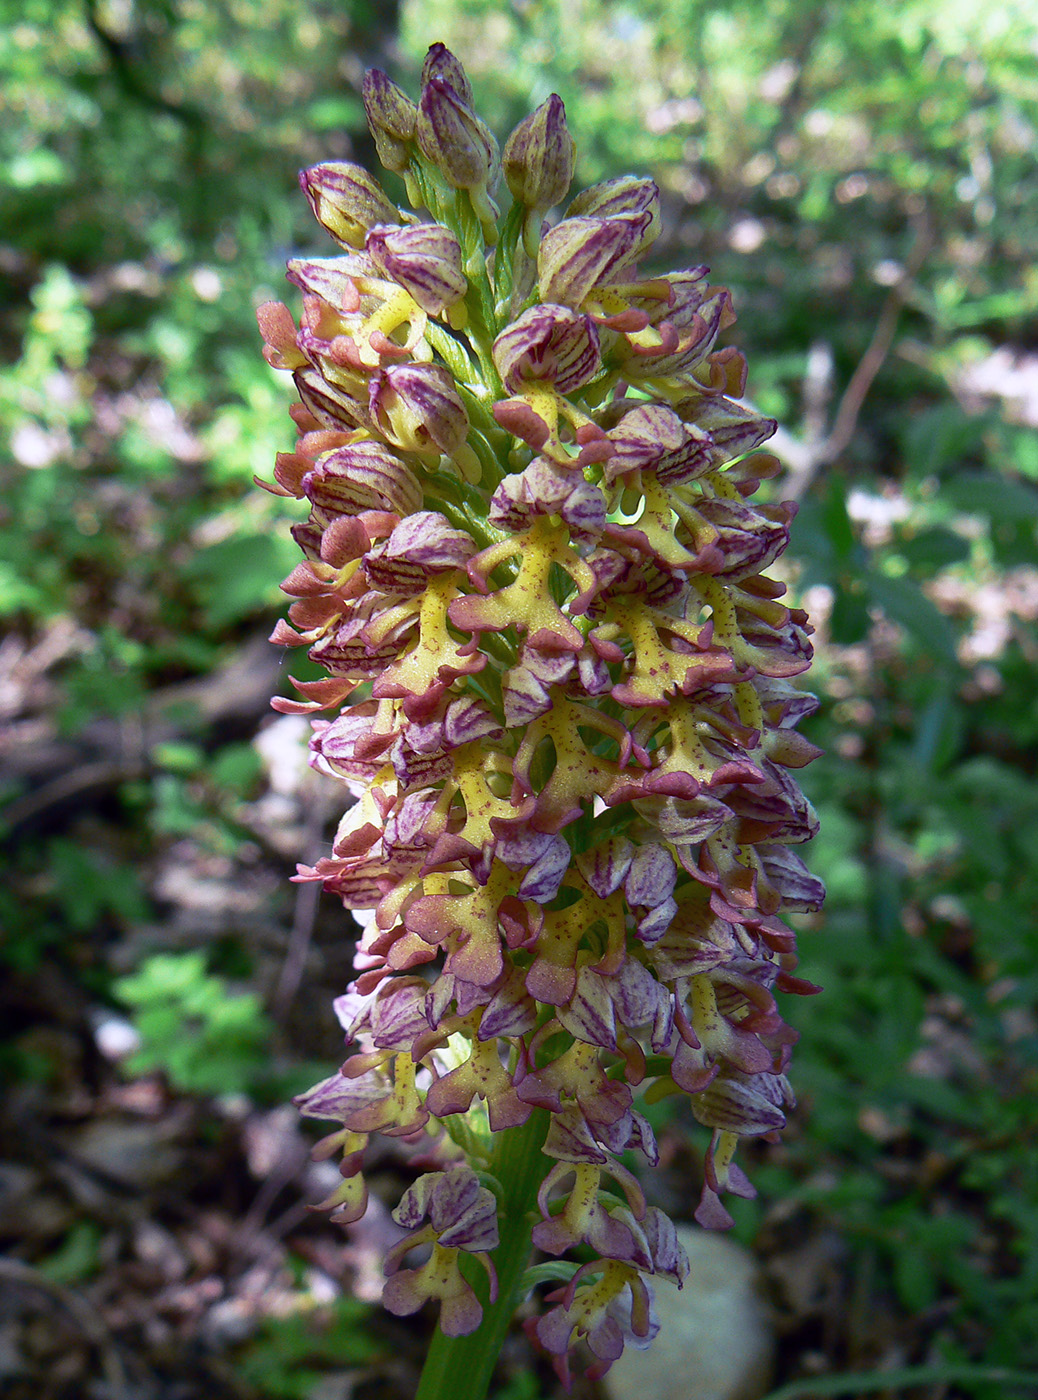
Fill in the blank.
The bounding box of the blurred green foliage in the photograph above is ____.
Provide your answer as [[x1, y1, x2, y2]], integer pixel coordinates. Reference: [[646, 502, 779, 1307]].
[[233, 1292, 381, 1398], [36, 1220, 106, 1286], [114, 950, 274, 1096], [2, 0, 1037, 1395]]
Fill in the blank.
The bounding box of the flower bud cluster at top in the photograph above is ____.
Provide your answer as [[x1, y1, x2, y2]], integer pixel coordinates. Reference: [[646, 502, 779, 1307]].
[[259, 43, 824, 1385]]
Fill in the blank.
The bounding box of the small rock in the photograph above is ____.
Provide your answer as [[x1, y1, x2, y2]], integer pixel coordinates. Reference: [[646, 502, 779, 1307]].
[[64, 1117, 182, 1188], [603, 1226, 774, 1400], [200, 1295, 256, 1347], [307, 1373, 362, 1400], [242, 1104, 308, 1179]]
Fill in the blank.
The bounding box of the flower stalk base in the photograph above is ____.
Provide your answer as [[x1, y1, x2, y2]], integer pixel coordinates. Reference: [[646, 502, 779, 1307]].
[[417, 1109, 549, 1400]]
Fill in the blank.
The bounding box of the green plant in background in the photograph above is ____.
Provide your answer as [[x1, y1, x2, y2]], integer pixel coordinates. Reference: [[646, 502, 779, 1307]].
[[233, 1292, 381, 1399], [0, 838, 149, 988], [264, 42, 824, 1398], [1, 0, 395, 745], [36, 1220, 105, 1287], [115, 951, 273, 1097]]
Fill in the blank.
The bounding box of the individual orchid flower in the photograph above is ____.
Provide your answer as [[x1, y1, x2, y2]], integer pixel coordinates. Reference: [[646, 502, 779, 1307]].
[[260, 43, 823, 1400], [382, 1166, 500, 1336]]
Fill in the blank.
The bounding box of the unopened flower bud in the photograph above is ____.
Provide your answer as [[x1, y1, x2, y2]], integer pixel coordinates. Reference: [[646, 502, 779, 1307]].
[[299, 163, 400, 249], [416, 77, 499, 194], [503, 94, 575, 215], [365, 222, 467, 314], [568, 175, 661, 230], [421, 42, 474, 107], [539, 211, 654, 306], [363, 68, 418, 173]]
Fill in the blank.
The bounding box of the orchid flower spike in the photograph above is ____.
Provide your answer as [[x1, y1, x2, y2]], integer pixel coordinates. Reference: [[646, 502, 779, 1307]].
[[260, 42, 824, 1391]]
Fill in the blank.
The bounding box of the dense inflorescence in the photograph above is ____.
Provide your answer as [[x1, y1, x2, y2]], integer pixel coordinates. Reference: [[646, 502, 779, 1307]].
[[260, 43, 824, 1385]]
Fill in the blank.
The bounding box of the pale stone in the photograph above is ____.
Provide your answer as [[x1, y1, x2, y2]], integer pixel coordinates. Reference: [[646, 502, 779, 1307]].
[[603, 1226, 774, 1400]]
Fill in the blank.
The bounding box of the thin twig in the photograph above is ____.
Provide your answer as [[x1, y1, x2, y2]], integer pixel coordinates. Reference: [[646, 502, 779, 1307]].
[[761, 219, 933, 502], [83, 0, 206, 127], [823, 233, 930, 463]]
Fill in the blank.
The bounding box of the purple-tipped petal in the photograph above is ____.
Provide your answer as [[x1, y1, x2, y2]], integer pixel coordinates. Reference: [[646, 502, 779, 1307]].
[[416, 77, 499, 193], [690, 1070, 792, 1135], [369, 362, 469, 456], [300, 163, 400, 248], [366, 222, 467, 314], [303, 440, 423, 519], [503, 94, 575, 213], [605, 402, 714, 484], [490, 457, 607, 542], [363, 512, 477, 594], [516, 834, 572, 903], [393, 1166, 500, 1252], [568, 175, 661, 226], [492, 304, 601, 394], [293, 1069, 389, 1123], [539, 211, 655, 306], [642, 1207, 689, 1285], [625, 843, 678, 908]]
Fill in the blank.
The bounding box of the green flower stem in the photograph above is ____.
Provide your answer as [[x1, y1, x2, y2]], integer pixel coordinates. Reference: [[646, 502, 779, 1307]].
[[416, 1108, 549, 1400]]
